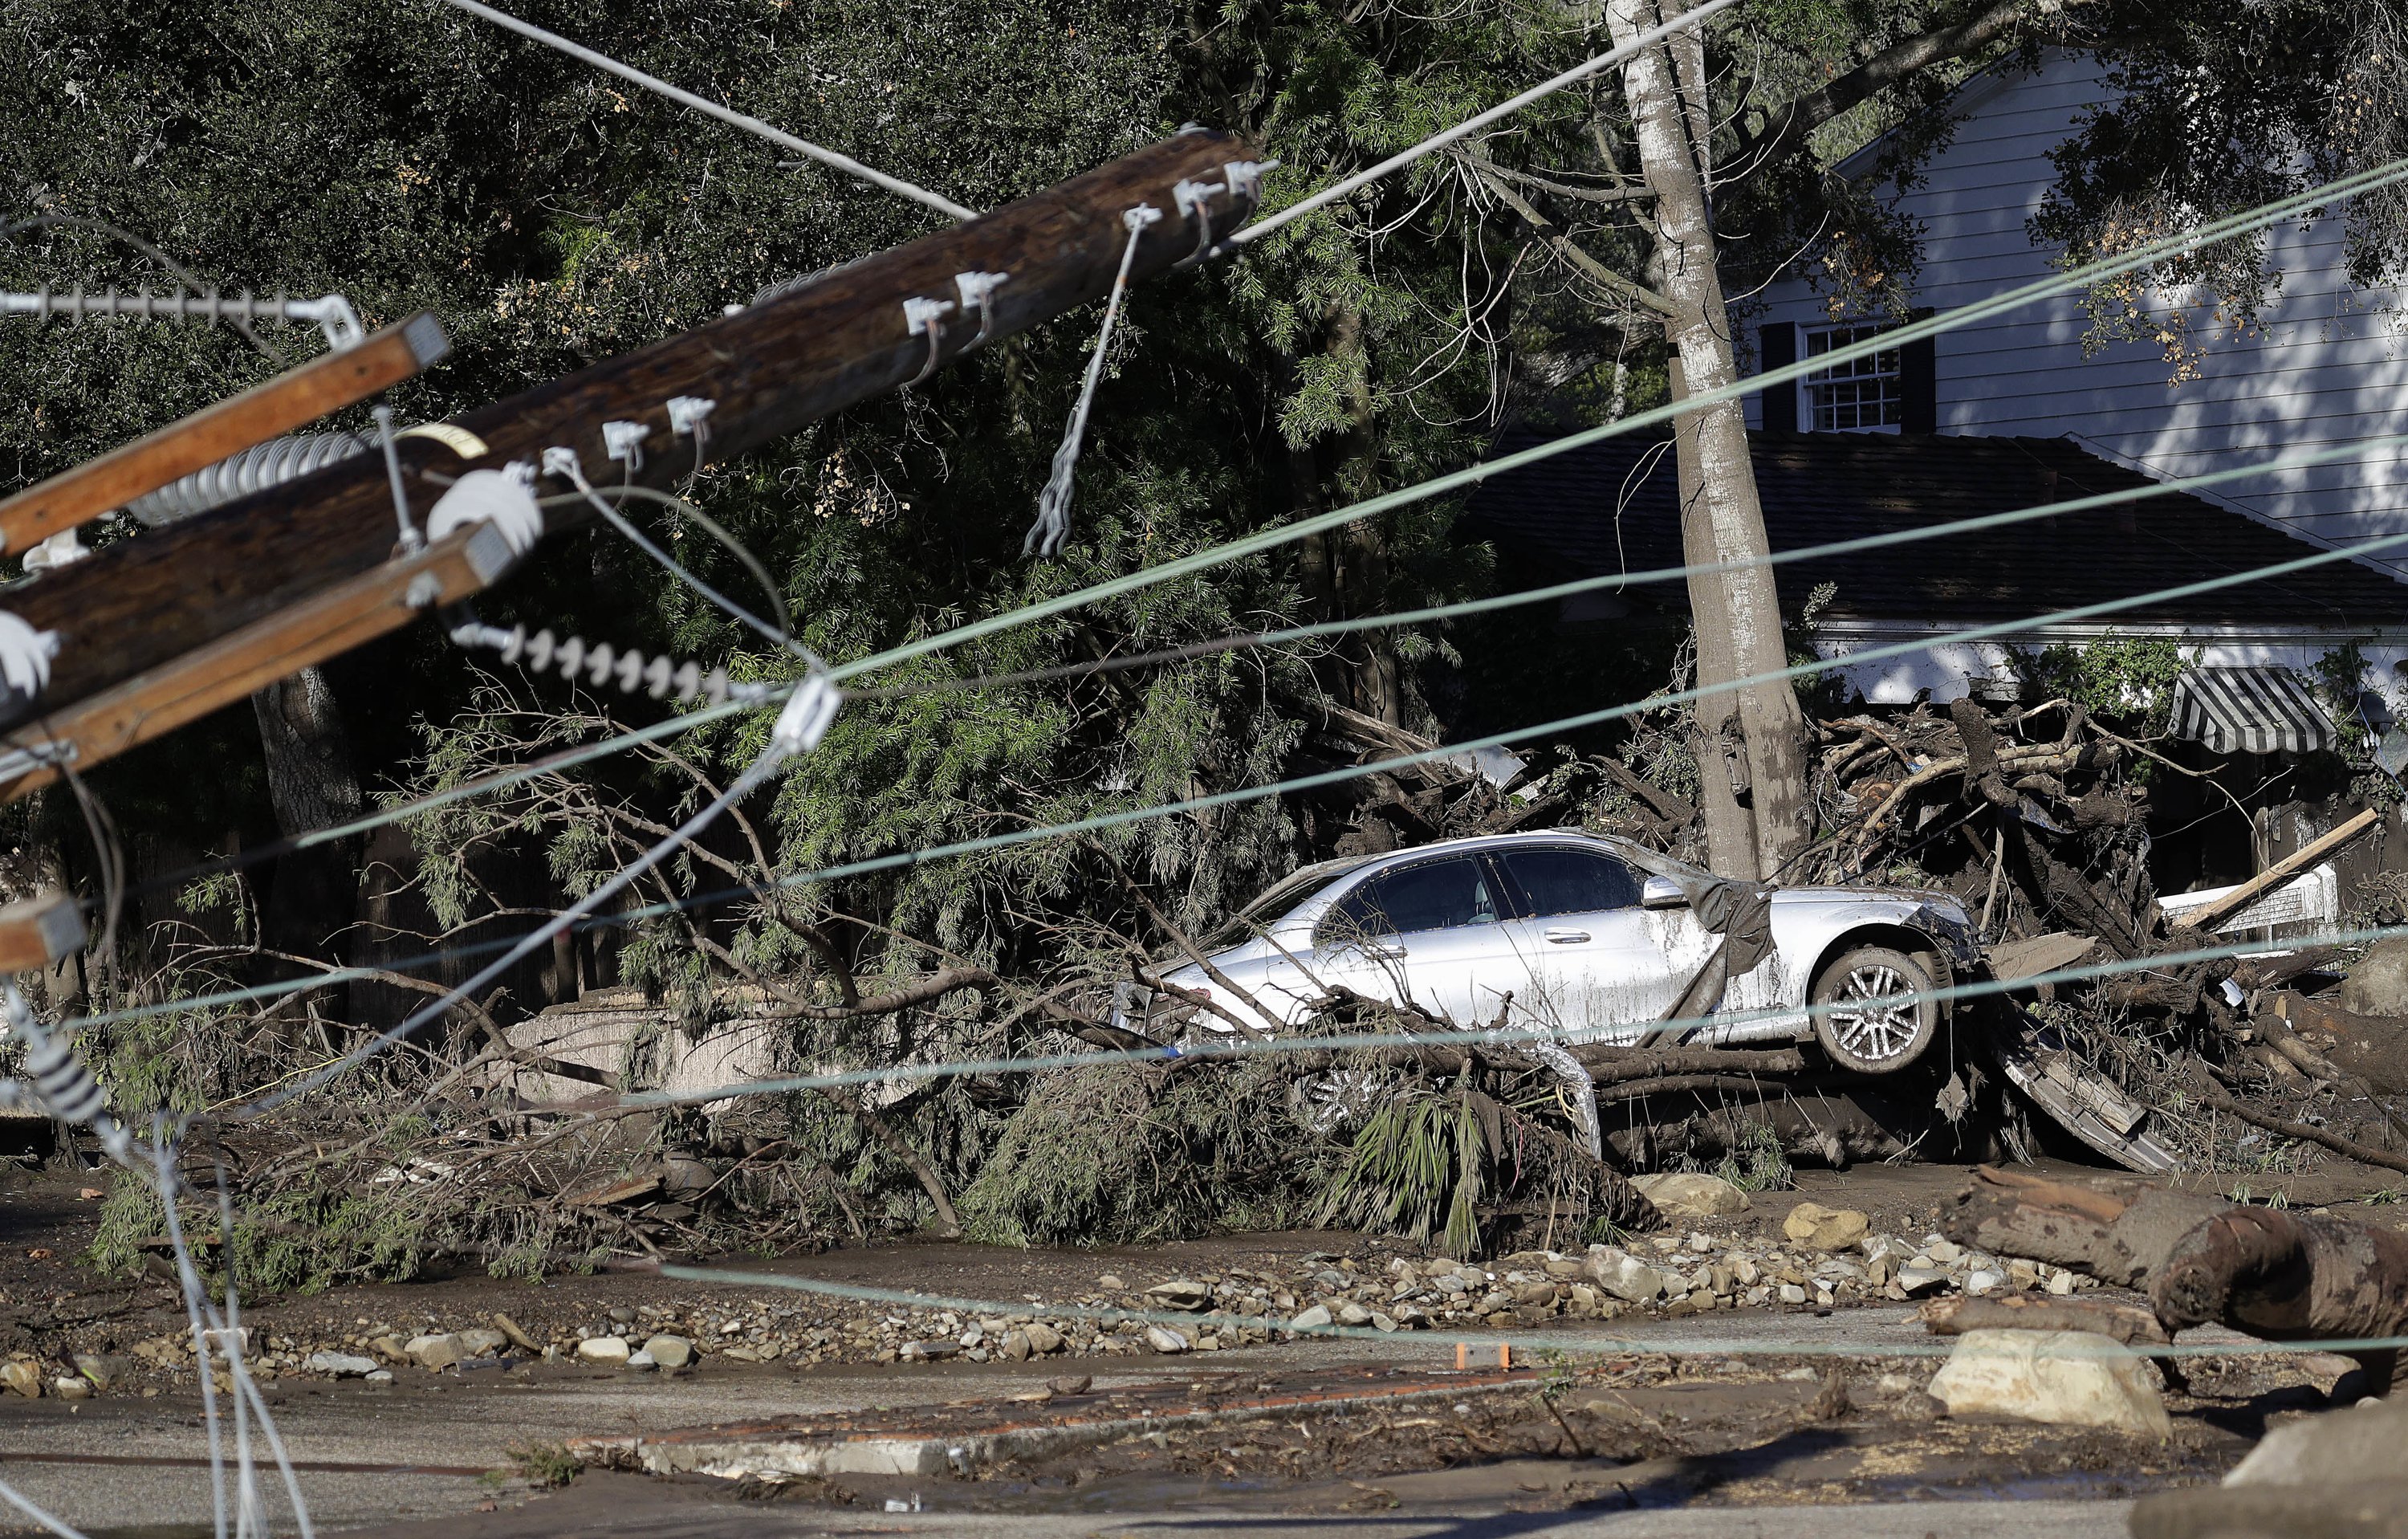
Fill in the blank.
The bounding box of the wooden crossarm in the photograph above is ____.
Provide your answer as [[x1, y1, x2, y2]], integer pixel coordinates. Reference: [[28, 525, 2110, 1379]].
[[0, 890, 84, 969], [0, 312, 449, 556], [0, 518, 519, 801]]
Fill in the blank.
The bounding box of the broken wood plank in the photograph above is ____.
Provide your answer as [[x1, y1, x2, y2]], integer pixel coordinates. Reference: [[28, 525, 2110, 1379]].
[[1983, 931, 2101, 985], [0, 890, 83, 970], [563, 1174, 661, 1207], [0, 519, 519, 800], [0, 314, 447, 556], [2170, 808, 2382, 934]]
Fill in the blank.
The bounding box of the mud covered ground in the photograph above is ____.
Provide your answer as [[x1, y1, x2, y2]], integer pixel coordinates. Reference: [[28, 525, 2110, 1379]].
[[2, 1156, 2402, 1533]]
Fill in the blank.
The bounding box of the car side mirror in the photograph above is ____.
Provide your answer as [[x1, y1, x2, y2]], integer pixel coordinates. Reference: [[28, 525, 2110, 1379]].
[[1639, 875, 1687, 910]]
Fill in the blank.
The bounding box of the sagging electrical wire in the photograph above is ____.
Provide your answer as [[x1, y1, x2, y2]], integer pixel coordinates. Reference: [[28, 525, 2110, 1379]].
[[81, 501, 2408, 1045], [1222, 0, 1740, 250], [539, 456, 817, 665], [121, 421, 2408, 918], [222, 670, 844, 1120], [433, 0, 976, 222]]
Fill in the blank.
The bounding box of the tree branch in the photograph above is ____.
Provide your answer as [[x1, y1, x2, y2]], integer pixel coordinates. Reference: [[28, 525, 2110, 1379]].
[[1731, 0, 2051, 185]]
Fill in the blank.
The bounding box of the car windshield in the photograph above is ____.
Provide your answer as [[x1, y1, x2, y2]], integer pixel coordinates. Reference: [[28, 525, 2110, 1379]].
[[1198, 858, 1369, 950]]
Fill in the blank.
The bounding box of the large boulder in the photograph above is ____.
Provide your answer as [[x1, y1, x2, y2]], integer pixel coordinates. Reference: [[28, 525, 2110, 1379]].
[[1926, 1329, 2170, 1440], [1581, 1245, 1666, 1304], [1783, 1202, 1869, 1252], [2341, 937, 2408, 1019], [1629, 1173, 1751, 1217], [2131, 1397, 2408, 1538]]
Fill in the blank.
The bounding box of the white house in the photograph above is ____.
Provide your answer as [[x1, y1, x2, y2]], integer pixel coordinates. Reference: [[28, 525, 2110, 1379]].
[[1739, 48, 2408, 710]]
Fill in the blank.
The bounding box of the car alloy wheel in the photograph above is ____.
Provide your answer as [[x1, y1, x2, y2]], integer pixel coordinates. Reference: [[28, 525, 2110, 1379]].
[[1810, 943, 1939, 1074]]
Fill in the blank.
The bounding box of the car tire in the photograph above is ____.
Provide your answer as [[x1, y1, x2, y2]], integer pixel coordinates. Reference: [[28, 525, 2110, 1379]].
[[1811, 944, 1940, 1074]]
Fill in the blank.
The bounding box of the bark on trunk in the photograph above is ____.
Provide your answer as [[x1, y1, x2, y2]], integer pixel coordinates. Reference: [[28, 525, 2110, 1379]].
[[1607, 0, 1809, 878], [252, 664, 364, 968], [2152, 1207, 2408, 1394], [1943, 1166, 2228, 1289]]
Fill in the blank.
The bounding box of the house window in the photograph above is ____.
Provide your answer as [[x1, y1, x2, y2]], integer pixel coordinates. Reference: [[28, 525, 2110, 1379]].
[[1803, 323, 1903, 432]]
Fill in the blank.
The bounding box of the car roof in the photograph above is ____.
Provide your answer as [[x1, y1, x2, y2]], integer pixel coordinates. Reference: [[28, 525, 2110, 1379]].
[[1303, 829, 1710, 893]]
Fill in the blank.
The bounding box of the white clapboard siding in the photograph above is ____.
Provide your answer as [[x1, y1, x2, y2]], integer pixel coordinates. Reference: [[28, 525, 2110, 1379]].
[[1744, 49, 2408, 578]]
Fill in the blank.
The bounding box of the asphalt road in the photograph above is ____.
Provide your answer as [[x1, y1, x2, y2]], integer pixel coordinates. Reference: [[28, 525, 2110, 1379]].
[[0, 1309, 2138, 1537]]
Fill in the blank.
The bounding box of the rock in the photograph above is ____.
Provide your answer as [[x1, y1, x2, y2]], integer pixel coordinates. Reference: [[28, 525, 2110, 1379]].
[[624, 1350, 657, 1370], [1926, 1329, 2170, 1440], [72, 1354, 128, 1392], [1783, 1203, 1870, 1252], [2223, 1394, 2408, 1485], [51, 1377, 89, 1400], [897, 1339, 959, 1362], [2047, 1269, 2078, 1296], [1096, 1273, 1127, 1290], [1777, 1283, 1808, 1305], [1336, 1301, 1372, 1326], [2341, 937, 2408, 1017], [1629, 1172, 1751, 1217], [1965, 1268, 2005, 1297], [492, 1313, 540, 1353], [456, 1328, 508, 1358], [1897, 1264, 1952, 1297], [305, 1352, 380, 1378], [1, 1362, 40, 1398], [1860, 1234, 1914, 1266], [405, 1333, 466, 1371], [1144, 1325, 1190, 1354], [1876, 1373, 1915, 1394], [575, 1336, 632, 1366], [369, 1333, 410, 1363], [643, 1335, 693, 1370], [193, 1326, 251, 1358], [1145, 1280, 1211, 1311], [997, 1329, 1032, 1362], [364, 1370, 393, 1385], [1287, 1304, 1333, 1330], [1370, 1312, 1398, 1333], [1924, 1238, 1963, 1264], [1581, 1246, 1667, 1304], [1047, 1374, 1092, 1396], [1024, 1324, 1064, 1355]]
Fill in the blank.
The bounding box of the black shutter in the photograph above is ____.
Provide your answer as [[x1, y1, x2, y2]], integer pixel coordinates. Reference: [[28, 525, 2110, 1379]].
[[1758, 323, 1798, 433], [1900, 307, 1937, 434]]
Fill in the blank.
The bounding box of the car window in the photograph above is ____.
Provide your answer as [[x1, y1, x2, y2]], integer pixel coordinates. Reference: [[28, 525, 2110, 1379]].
[[1199, 858, 1369, 949], [1323, 857, 1503, 938], [1493, 846, 1640, 917]]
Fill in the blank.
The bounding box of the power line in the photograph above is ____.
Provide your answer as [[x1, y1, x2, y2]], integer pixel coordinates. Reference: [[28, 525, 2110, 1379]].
[[835, 153, 2408, 686], [122, 426, 2408, 914], [1223, 0, 1743, 248], [67, 513, 2408, 1043], [432, 0, 977, 222]]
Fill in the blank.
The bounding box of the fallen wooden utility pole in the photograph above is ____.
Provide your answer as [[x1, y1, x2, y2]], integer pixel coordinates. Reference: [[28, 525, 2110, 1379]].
[[2169, 805, 2382, 933], [0, 314, 448, 556], [0, 132, 1263, 795]]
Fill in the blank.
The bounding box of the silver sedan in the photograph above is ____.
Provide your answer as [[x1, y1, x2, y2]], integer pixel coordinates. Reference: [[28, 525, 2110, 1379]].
[[1129, 830, 1980, 1074]]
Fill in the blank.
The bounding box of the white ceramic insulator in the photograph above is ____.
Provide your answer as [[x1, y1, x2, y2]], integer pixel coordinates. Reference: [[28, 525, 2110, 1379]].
[[426, 467, 545, 556], [0, 611, 60, 700]]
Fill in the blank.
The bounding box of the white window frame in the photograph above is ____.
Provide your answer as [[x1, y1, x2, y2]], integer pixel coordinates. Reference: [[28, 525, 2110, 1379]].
[[1800, 322, 1904, 434]]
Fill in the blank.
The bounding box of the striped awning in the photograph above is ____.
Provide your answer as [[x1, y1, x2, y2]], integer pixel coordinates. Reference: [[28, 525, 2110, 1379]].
[[2169, 667, 2337, 756]]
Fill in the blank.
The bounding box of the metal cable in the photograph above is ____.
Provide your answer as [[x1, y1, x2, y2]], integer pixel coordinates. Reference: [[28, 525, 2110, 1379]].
[[433, 0, 975, 222], [1225, 0, 1742, 248]]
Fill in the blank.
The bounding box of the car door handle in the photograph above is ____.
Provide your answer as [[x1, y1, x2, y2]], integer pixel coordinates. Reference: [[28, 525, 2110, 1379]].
[[1543, 927, 1590, 943]]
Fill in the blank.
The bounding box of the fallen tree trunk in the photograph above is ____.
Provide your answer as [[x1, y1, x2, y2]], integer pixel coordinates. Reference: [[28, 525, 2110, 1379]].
[[1572, 1045, 1808, 1080], [1918, 1293, 2168, 1346], [1943, 1166, 2228, 1288], [2152, 1206, 2408, 1394]]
